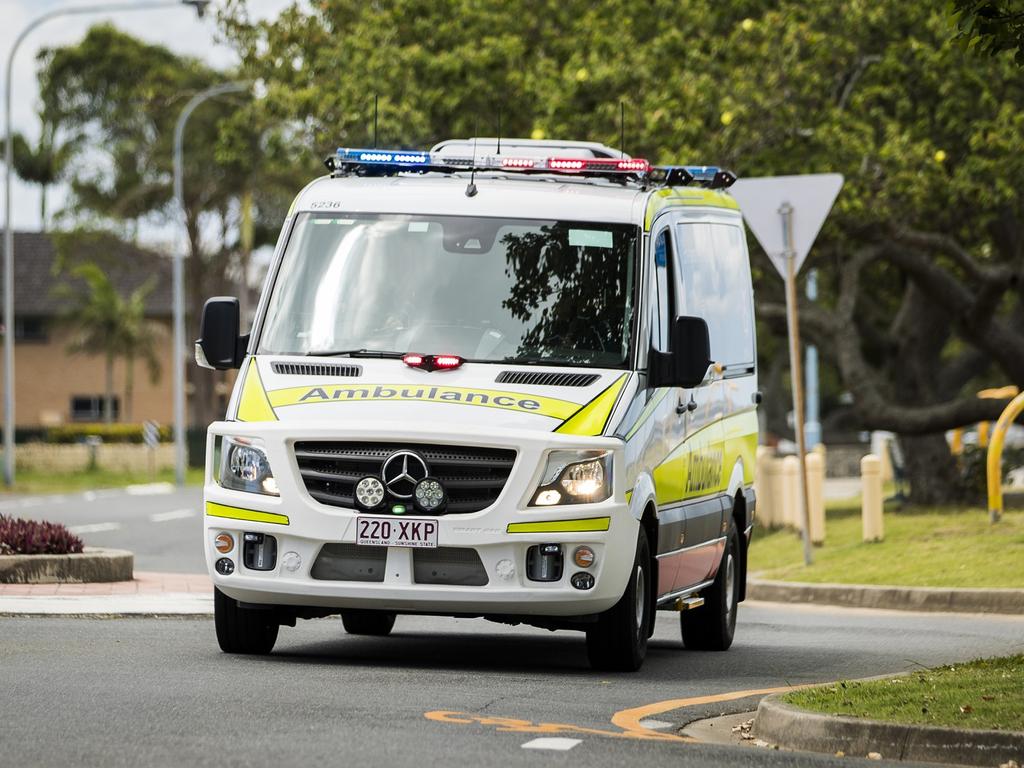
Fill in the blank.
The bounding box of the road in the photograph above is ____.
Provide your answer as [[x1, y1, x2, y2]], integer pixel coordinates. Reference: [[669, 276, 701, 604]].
[[1, 602, 1021, 767], [0, 484, 205, 573]]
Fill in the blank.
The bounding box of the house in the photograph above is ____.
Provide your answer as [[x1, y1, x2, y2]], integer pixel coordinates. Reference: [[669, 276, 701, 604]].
[[0, 231, 181, 427]]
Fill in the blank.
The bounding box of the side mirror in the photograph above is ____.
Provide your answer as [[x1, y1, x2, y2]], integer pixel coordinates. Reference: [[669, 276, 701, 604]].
[[649, 316, 713, 389], [195, 297, 247, 370]]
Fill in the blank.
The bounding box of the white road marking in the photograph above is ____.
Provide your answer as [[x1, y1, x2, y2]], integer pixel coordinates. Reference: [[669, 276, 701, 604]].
[[125, 482, 174, 496], [520, 738, 581, 751], [67, 522, 121, 534], [638, 719, 675, 730], [149, 508, 196, 523]]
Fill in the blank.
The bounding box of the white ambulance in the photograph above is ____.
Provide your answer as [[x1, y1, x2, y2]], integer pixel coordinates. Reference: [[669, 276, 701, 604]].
[[196, 138, 758, 671]]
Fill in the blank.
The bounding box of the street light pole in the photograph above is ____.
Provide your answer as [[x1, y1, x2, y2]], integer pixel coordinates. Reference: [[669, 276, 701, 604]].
[[2, 0, 210, 487], [172, 81, 249, 487]]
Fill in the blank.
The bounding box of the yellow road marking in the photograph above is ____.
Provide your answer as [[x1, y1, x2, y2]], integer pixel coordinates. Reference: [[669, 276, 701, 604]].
[[425, 683, 812, 744]]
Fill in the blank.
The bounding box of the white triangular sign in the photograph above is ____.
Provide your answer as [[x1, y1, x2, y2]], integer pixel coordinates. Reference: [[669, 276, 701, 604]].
[[729, 174, 843, 278]]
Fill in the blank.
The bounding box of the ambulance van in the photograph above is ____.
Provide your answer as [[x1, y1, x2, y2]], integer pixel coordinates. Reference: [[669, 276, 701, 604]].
[[195, 138, 758, 671]]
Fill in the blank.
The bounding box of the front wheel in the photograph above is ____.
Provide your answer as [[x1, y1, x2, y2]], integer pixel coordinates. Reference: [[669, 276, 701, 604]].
[[680, 519, 739, 651], [214, 587, 279, 655], [585, 532, 651, 671], [341, 610, 397, 636]]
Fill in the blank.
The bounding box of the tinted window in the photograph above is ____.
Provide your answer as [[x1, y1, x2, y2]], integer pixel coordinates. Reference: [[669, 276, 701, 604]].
[[675, 223, 754, 367]]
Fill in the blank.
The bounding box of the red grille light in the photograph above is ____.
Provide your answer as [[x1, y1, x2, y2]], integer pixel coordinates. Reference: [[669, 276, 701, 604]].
[[403, 353, 464, 372]]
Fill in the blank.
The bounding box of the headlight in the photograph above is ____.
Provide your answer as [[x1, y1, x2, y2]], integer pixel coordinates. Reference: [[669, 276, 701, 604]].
[[219, 436, 279, 496], [529, 450, 612, 506]]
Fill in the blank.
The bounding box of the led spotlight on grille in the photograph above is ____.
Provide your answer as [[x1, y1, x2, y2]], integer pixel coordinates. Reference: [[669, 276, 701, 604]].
[[354, 476, 385, 510], [413, 477, 446, 513]]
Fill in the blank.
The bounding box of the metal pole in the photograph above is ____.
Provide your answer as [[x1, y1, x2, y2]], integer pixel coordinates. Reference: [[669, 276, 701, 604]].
[[805, 269, 821, 449], [780, 202, 813, 566], [172, 81, 249, 486], [3, 0, 203, 487]]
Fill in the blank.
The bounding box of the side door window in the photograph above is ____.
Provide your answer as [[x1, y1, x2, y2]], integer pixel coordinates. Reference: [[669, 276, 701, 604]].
[[651, 227, 672, 353]]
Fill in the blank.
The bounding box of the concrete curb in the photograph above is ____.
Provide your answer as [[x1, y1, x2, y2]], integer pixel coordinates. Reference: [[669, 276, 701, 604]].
[[748, 577, 1024, 615], [0, 547, 133, 584], [753, 694, 1024, 766], [0, 593, 212, 617]]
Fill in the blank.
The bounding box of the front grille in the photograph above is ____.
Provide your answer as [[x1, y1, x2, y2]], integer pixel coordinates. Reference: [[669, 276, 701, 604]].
[[272, 361, 361, 377], [310, 543, 386, 582], [495, 370, 600, 387], [293, 442, 517, 514], [413, 547, 488, 586]]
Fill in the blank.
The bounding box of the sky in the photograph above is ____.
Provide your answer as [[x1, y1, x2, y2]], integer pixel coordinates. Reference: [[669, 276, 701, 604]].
[[1, 0, 295, 242]]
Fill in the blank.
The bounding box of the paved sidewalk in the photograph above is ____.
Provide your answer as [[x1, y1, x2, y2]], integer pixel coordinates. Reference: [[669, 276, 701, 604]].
[[0, 571, 213, 616]]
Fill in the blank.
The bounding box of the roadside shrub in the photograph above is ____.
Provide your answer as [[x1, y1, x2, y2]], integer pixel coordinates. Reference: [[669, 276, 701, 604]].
[[44, 423, 172, 445], [0, 515, 84, 555]]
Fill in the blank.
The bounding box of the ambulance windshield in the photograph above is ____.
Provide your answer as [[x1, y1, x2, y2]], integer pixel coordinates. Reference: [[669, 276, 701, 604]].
[[258, 213, 638, 368]]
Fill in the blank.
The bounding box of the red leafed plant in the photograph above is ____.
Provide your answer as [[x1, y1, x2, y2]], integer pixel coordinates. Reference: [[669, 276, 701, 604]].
[[0, 515, 84, 555]]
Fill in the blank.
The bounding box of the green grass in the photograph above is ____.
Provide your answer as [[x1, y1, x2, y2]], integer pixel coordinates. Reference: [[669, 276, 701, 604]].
[[1, 467, 205, 495], [784, 655, 1024, 732], [749, 502, 1024, 588]]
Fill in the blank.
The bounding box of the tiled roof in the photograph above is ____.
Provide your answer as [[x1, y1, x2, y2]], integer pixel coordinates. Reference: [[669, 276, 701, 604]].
[[3, 231, 173, 317]]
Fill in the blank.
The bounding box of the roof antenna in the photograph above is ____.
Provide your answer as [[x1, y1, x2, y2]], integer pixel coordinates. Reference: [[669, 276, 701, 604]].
[[496, 110, 502, 155], [373, 94, 378, 148], [619, 101, 625, 158], [465, 134, 478, 197]]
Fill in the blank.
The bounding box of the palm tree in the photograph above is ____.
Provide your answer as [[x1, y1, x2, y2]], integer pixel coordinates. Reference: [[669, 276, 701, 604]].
[[0, 113, 77, 230], [118, 279, 164, 422], [58, 264, 162, 425]]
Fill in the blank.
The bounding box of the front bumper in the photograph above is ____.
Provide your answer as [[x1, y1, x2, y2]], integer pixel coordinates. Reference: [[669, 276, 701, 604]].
[[203, 419, 636, 617]]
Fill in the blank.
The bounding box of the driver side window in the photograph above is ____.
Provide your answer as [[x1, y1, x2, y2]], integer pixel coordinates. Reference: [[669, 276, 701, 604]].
[[651, 228, 673, 353]]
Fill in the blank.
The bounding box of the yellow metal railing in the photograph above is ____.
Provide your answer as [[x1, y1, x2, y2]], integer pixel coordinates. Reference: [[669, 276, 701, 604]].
[[986, 391, 1024, 524]]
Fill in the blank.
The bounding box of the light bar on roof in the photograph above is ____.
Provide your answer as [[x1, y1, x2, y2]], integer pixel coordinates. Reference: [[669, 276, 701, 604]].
[[336, 148, 431, 166]]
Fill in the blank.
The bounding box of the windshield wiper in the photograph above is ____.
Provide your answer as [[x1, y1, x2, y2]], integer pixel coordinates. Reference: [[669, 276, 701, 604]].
[[305, 348, 405, 359]]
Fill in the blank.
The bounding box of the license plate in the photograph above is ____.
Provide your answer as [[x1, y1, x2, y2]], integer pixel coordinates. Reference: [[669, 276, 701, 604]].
[[356, 516, 438, 548]]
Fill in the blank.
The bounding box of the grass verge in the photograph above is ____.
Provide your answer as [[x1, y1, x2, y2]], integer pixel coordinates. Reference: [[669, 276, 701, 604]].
[[783, 655, 1024, 732], [749, 503, 1024, 588], [3, 467, 205, 494]]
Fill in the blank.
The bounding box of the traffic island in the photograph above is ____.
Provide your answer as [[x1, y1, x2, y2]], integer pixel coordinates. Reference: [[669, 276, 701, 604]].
[[0, 547, 133, 584], [752, 657, 1024, 766]]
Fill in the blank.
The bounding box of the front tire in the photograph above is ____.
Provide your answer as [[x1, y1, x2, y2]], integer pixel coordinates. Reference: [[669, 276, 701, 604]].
[[680, 519, 739, 651], [214, 587, 279, 655], [586, 532, 651, 671], [341, 610, 397, 636]]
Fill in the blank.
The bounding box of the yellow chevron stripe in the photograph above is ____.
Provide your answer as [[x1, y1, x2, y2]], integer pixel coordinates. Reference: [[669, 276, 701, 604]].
[[237, 359, 277, 422], [506, 517, 611, 534], [555, 374, 629, 436], [205, 501, 289, 526]]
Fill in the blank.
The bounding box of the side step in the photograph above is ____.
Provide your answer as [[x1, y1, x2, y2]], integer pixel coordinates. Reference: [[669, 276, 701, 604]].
[[658, 595, 705, 612]]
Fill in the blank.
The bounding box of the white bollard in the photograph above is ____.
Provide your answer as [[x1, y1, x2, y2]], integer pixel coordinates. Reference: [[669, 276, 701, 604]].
[[781, 455, 801, 531], [806, 451, 825, 545], [861, 454, 884, 542]]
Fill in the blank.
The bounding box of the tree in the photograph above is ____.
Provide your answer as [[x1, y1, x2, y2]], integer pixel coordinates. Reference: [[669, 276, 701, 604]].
[[118, 279, 164, 423], [218, 0, 1024, 504], [0, 113, 77, 230], [950, 0, 1024, 64], [36, 25, 310, 427]]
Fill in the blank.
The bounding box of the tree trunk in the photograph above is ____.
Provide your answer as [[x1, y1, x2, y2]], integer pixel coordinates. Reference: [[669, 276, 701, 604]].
[[124, 353, 134, 422], [897, 432, 971, 506], [104, 352, 115, 425], [40, 185, 47, 232]]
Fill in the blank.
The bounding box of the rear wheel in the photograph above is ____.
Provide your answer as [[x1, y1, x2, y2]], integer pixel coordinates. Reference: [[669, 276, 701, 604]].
[[214, 587, 279, 655], [585, 532, 651, 671], [342, 610, 397, 636], [680, 519, 739, 651]]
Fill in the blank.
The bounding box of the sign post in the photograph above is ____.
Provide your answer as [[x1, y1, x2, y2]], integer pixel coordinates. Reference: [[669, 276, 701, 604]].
[[730, 174, 844, 566]]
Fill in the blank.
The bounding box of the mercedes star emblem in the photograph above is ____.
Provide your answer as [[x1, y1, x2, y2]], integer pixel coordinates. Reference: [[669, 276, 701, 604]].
[[381, 451, 430, 499]]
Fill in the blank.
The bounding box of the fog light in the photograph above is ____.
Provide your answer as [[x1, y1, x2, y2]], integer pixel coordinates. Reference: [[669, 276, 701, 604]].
[[573, 545, 595, 568], [214, 532, 234, 554], [281, 551, 302, 573], [526, 544, 563, 582], [570, 572, 595, 590], [215, 557, 234, 576], [414, 477, 446, 512], [242, 532, 277, 571], [534, 489, 561, 506], [355, 476, 385, 510]]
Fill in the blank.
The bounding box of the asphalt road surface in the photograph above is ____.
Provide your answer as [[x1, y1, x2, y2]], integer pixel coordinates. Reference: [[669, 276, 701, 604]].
[[0, 484, 205, 573], [2, 603, 1022, 768]]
